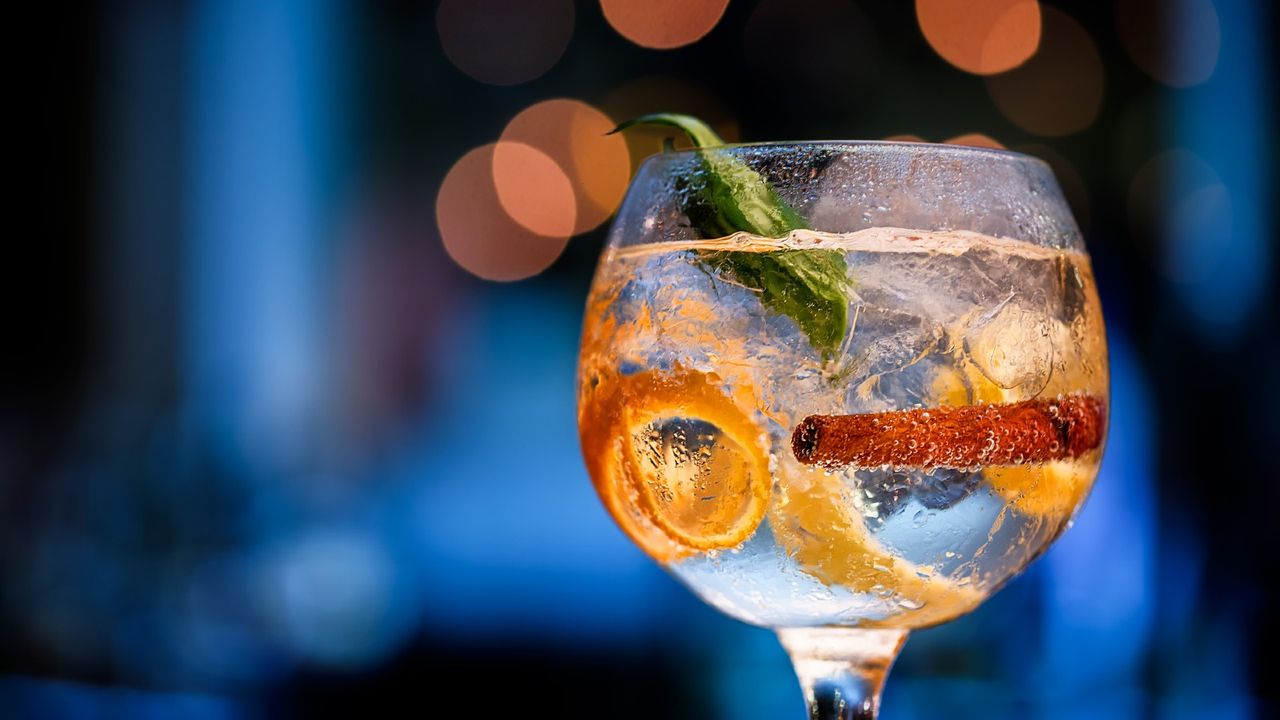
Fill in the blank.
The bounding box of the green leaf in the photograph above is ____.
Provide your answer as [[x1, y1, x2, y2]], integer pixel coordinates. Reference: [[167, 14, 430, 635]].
[[614, 113, 851, 358]]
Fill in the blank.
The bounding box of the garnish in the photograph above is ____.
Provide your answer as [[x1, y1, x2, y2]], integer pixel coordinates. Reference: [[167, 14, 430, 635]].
[[791, 394, 1107, 470], [612, 113, 850, 358], [580, 365, 772, 561]]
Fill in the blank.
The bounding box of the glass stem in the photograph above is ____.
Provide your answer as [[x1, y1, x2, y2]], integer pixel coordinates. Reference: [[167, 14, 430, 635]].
[[778, 627, 908, 720]]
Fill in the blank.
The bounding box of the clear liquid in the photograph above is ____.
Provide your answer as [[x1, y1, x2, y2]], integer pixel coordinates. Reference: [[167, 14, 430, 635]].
[[578, 228, 1108, 628]]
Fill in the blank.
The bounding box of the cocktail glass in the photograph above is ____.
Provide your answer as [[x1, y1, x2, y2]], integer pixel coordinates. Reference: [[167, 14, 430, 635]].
[[577, 142, 1107, 718]]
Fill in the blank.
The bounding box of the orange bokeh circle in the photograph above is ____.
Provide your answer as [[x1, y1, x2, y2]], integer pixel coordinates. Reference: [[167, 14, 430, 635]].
[[917, 0, 1041, 75], [491, 142, 577, 239], [437, 0, 574, 85], [437, 144, 571, 282], [985, 7, 1104, 137], [1116, 0, 1219, 87], [600, 0, 730, 50], [499, 99, 631, 235], [944, 133, 1006, 149]]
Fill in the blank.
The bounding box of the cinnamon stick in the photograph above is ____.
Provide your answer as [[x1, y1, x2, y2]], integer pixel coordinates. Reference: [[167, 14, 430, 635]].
[[792, 395, 1106, 470]]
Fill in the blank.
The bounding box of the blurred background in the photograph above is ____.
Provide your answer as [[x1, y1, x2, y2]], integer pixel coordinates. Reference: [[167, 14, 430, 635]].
[[5, 1, 1275, 717]]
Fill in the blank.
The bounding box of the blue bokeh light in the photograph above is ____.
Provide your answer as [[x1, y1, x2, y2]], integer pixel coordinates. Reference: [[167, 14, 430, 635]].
[[1168, 0, 1272, 341]]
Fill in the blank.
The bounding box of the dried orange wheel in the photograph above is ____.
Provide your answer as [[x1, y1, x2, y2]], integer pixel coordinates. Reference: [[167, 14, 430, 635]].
[[580, 366, 771, 561]]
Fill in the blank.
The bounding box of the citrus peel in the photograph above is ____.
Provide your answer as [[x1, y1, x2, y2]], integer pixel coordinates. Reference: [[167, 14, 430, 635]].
[[579, 366, 771, 561], [770, 461, 984, 627]]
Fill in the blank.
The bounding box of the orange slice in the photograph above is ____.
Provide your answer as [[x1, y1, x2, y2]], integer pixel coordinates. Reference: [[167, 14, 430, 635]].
[[770, 459, 984, 628], [984, 461, 1093, 518], [579, 366, 771, 562]]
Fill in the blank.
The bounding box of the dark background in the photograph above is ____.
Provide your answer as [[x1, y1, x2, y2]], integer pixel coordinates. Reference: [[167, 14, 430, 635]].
[[5, 1, 1275, 718]]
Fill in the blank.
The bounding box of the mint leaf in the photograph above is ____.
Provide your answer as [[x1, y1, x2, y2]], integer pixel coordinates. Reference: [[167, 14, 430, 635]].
[[613, 113, 850, 358]]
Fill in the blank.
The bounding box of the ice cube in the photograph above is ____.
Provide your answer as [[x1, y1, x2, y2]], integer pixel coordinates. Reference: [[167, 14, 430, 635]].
[[852, 467, 984, 530], [837, 306, 944, 388], [964, 301, 1054, 393]]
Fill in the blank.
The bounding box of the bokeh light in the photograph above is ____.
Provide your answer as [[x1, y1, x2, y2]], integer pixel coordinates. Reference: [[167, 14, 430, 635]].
[[1127, 148, 1230, 282], [1117, 0, 1220, 87], [600, 0, 730, 50], [883, 134, 927, 143], [1164, 0, 1270, 341], [491, 142, 578, 239], [1127, 149, 1210, 239], [944, 133, 1006, 149], [603, 76, 738, 173], [916, 0, 1041, 75], [499, 99, 631, 235], [257, 530, 411, 668], [436, 0, 574, 85], [985, 7, 1104, 137], [437, 144, 571, 281]]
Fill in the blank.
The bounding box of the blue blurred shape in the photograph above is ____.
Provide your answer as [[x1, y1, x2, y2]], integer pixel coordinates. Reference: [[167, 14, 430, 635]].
[[0, 676, 256, 720], [254, 527, 419, 668], [399, 287, 681, 644], [1039, 332, 1156, 694], [1169, 0, 1272, 342], [185, 0, 347, 469]]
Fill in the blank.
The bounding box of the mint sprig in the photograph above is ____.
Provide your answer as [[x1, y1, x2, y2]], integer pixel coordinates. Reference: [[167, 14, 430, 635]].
[[613, 113, 850, 358]]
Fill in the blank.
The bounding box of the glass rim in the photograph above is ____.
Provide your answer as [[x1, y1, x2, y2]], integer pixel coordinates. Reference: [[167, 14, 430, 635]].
[[642, 139, 1051, 169]]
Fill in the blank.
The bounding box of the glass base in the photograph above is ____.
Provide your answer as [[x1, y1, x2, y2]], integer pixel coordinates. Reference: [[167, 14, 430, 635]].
[[777, 627, 908, 720]]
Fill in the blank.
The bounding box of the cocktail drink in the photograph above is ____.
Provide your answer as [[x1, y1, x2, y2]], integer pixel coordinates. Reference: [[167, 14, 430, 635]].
[[577, 117, 1107, 718]]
